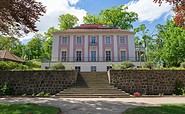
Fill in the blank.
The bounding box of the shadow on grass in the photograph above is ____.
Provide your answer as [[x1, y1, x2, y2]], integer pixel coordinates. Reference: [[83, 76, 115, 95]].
[[124, 104, 185, 114], [0, 103, 60, 114]]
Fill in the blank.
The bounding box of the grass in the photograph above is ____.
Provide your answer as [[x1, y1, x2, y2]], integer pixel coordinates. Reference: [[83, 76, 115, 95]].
[[0, 103, 60, 114], [123, 104, 185, 114]]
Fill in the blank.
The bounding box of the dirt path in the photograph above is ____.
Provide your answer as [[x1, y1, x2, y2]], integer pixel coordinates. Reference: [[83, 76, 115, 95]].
[[0, 97, 185, 114]]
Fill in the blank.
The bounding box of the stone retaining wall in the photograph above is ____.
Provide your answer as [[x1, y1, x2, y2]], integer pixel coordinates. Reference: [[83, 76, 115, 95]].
[[108, 70, 185, 95], [0, 70, 77, 95]]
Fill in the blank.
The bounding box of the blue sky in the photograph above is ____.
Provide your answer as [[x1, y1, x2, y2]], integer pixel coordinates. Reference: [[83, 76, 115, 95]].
[[21, 0, 173, 43]]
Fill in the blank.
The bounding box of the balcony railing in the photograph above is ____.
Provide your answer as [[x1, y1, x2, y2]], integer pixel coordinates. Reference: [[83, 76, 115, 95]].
[[47, 57, 146, 63], [89, 42, 98, 46]]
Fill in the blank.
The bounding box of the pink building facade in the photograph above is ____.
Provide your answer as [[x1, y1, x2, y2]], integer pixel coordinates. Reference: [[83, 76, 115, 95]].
[[42, 24, 142, 71]]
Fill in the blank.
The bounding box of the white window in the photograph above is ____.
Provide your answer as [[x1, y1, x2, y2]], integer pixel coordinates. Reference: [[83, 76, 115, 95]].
[[105, 36, 111, 44], [121, 51, 126, 61], [107, 66, 112, 71], [120, 36, 125, 44], [106, 51, 111, 61], [91, 66, 96, 72], [76, 36, 82, 44], [75, 66, 81, 72], [91, 51, 96, 61], [62, 37, 67, 44], [90, 36, 96, 45], [76, 51, 82, 61], [61, 51, 67, 61]]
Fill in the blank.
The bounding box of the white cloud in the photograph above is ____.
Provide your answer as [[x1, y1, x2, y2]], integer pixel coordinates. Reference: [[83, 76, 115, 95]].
[[20, 0, 86, 42], [68, 0, 80, 5], [127, 0, 173, 22]]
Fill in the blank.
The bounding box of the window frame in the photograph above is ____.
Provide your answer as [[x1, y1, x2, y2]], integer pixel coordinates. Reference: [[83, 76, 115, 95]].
[[90, 36, 96, 45], [120, 51, 126, 61], [91, 66, 96, 72], [61, 51, 67, 61], [105, 36, 111, 44], [75, 66, 81, 72], [62, 36, 68, 44], [76, 36, 82, 44], [119, 36, 125, 44], [106, 51, 111, 61], [91, 51, 96, 62], [76, 51, 82, 62], [107, 66, 112, 71]]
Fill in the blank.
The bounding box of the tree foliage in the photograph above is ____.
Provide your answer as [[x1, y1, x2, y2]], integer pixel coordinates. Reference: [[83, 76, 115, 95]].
[[173, 0, 185, 28], [154, 0, 184, 28], [0, 36, 18, 51], [120, 61, 135, 69], [0, 0, 46, 36], [50, 62, 65, 70], [83, 5, 138, 30], [43, 26, 59, 59], [25, 34, 44, 60], [142, 61, 155, 69], [154, 20, 185, 67], [153, 0, 182, 4], [134, 24, 154, 61], [58, 13, 79, 30]]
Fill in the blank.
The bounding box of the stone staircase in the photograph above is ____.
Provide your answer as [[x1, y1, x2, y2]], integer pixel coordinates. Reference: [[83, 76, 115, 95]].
[[55, 72, 130, 98]]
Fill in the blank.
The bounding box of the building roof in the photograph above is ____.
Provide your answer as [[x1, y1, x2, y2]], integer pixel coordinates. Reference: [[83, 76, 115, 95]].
[[53, 24, 135, 35], [0, 50, 24, 63]]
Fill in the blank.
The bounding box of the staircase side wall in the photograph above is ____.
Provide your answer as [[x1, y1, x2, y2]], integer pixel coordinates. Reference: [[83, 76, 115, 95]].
[[0, 70, 77, 95], [109, 70, 185, 95]]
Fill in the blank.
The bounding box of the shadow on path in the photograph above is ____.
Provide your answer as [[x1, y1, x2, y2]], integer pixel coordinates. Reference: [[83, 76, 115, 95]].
[[1, 97, 184, 114], [0, 98, 148, 114]]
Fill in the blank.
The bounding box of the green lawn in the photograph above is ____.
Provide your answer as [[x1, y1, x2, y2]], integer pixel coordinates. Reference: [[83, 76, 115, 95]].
[[124, 104, 185, 114], [0, 103, 60, 114]]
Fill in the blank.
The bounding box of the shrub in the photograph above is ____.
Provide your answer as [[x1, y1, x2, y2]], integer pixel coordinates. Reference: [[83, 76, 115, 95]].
[[120, 61, 135, 69], [36, 91, 50, 96], [0, 61, 29, 70], [174, 80, 184, 95], [0, 61, 9, 70], [180, 62, 185, 68], [1, 82, 13, 95], [16, 64, 29, 70], [142, 61, 155, 69], [23, 60, 41, 69], [49, 62, 65, 70], [111, 63, 120, 70]]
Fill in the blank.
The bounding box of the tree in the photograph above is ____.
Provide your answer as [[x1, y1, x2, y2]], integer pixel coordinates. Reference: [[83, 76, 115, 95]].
[[173, 1, 185, 28], [83, 13, 103, 24], [0, 36, 26, 58], [154, 0, 184, 28], [43, 26, 59, 59], [25, 34, 44, 60], [153, 0, 182, 4], [134, 24, 154, 61], [0, 36, 19, 51], [0, 0, 46, 36], [58, 13, 79, 30], [11, 40, 26, 58], [155, 20, 185, 67], [83, 5, 138, 30]]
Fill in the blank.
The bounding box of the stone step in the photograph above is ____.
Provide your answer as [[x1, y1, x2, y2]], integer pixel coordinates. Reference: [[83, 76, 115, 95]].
[[67, 87, 116, 90], [60, 90, 127, 94], [62, 89, 125, 92], [54, 72, 130, 98], [76, 82, 110, 85], [55, 94, 131, 98]]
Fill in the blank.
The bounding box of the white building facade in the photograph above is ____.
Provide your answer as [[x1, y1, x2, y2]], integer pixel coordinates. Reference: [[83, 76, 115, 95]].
[[42, 24, 143, 71]]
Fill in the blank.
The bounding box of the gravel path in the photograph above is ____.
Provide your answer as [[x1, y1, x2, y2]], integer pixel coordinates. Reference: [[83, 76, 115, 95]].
[[0, 97, 185, 114]]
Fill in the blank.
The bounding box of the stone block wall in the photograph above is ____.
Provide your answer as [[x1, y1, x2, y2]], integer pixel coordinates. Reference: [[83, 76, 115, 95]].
[[108, 70, 185, 95], [0, 70, 77, 95]]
